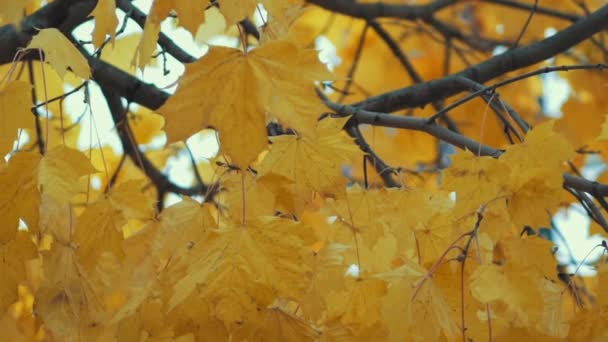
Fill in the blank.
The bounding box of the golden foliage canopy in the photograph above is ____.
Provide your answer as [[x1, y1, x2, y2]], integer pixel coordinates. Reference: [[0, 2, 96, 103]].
[[0, 0, 607, 341]]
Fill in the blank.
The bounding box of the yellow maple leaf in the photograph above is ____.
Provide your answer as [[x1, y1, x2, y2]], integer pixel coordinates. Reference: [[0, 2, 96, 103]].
[[501, 120, 574, 171], [379, 260, 458, 341], [258, 117, 361, 209], [38, 145, 96, 204], [226, 301, 322, 341], [538, 278, 571, 338], [218, 171, 278, 224], [500, 121, 574, 227], [323, 184, 389, 249], [107, 179, 156, 220], [598, 263, 608, 308], [0, 232, 37, 310], [443, 149, 509, 216], [0, 152, 39, 242], [469, 264, 525, 313], [0, 81, 32, 154], [160, 39, 333, 167], [152, 197, 216, 267], [596, 114, 608, 141], [101, 34, 146, 75], [195, 7, 227, 44], [127, 106, 165, 146], [91, 0, 118, 47], [132, 0, 205, 69], [74, 198, 126, 272], [166, 216, 313, 312], [0, 2, 27, 25], [26, 28, 91, 79], [324, 276, 388, 334], [219, 0, 303, 28]]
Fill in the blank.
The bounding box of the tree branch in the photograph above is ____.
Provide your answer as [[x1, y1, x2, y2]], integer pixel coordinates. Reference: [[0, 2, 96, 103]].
[[326, 100, 608, 202], [354, 4, 608, 112], [99, 85, 218, 204], [306, 0, 456, 21], [116, 0, 198, 64]]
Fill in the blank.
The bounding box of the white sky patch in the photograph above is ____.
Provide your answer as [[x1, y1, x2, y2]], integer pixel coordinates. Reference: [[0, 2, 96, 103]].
[[253, 4, 269, 26], [553, 204, 606, 275], [541, 28, 571, 118], [315, 36, 341, 71], [495, 24, 504, 35], [492, 45, 507, 56], [541, 72, 570, 117], [345, 264, 360, 278], [90, 175, 102, 190]]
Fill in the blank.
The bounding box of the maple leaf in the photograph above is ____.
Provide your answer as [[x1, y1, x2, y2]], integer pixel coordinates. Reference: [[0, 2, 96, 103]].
[[160, 39, 333, 167], [0, 2, 26, 25], [500, 121, 575, 227], [101, 34, 147, 76], [538, 278, 571, 338], [152, 197, 216, 268], [38, 145, 96, 204], [443, 149, 509, 216], [229, 302, 322, 341], [378, 260, 459, 341], [106, 179, 156, 220], [323, 184, 388, 249], [0, 81, 32, 154], [0, 232, 37, 310], [74, 198, 126, 272], [132, 0, 205, 69], [127, 106, 165, 146], [218, 171, 278, 224], [324, 276, 388, 335], [258, 117, 362, 209], [91, 0, 118, 47], [165, 216, 313, 312], [0, 152, 39, 241], [26, 28, 91, 79], [597, 114, 608, 141]]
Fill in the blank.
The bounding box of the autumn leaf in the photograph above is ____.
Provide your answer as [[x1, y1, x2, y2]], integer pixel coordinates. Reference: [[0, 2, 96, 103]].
[[101, 34, 147, 75], [26, 28, 91, 79], [443, 149, 509, 216], [0, 2, 26, 25], [107, 179, 156, 220], [596, 114, 608, 141], [0, 81, 32, 154], [324, 276, 388, 335], [132, 0, 205, 69], [500, 121, 574, 227], [0, 152, 39, 242], [74, 198, 126, 272], [160, 39, 333, 166], [0, 232, 37, 310], [165, 216, 313, 311], [91, 0, 118, 47], [38, 145, 96, 204], [257, 117, 361, 209]]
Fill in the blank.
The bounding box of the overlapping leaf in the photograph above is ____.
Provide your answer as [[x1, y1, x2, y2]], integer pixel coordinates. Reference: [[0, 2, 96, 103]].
[[160, 39, 333, 166]]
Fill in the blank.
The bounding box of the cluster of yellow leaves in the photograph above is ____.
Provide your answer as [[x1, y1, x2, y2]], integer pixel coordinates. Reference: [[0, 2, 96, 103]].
[[1, 0, 608, 341]]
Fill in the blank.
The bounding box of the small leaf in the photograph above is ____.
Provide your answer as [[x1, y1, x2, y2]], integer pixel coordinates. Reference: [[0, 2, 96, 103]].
[[91, 0, 118, 47], [26, 28, 91, 79], [0, 81, 32, 153], [38, 146, 96, 203]]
